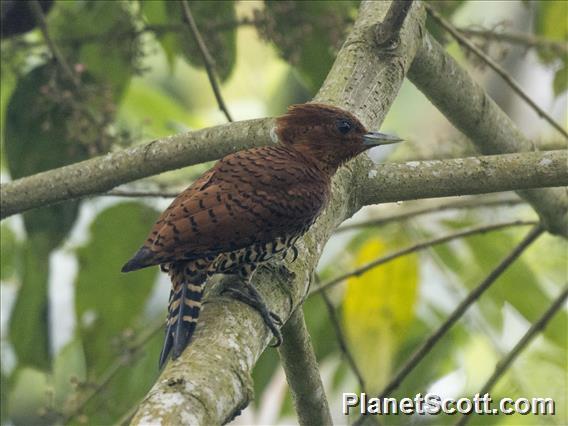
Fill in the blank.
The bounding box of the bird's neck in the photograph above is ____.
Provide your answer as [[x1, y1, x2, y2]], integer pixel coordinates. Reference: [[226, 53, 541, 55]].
[[284, 144, 341, 176]]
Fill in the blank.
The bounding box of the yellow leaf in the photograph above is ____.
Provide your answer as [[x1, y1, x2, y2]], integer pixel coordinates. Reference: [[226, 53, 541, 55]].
[[343, 236, 419, 393]]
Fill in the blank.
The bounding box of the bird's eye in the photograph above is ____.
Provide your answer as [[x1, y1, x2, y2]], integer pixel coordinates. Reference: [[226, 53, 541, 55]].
[[336, 119, 352, 135]]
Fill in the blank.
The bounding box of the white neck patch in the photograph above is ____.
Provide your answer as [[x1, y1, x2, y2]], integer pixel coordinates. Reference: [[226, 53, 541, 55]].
[[269, 126, 280, 144]]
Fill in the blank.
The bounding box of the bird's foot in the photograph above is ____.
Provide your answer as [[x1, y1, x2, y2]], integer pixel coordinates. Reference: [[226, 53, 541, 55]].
[[222, 282, 283, 347]]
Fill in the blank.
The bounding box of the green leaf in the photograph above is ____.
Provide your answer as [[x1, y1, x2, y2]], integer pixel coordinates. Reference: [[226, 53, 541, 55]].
[[0, 56, 17, 170], [164, 1, 238, 81], [5, 64, 88, 369], [432, 224, 566, 349], [304, 294, 339, 361], [79, 329, 163, 424], [534, 1, 567, 41], [117, 77, 200, 138], [466, 231, 566, 348], [251, 347, 280, 408], [140, 0, 178, 69], [553, 63, 567, 96], [49, 1, 139, 99], [7, 368, 53, 426], [0, 225, 18, 281], [343, 233, 419, 394], [5, 64, 88, 249], [534, 1, 568, 64], [263, 1, 358, 92], [8, 237, 52, 369], [75, 202, 159, 376], [1, 371, 8, 425], [53, 339, 87, 411]]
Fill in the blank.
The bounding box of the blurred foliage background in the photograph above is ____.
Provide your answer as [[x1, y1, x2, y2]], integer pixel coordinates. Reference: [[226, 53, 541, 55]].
[[0, 1, 566, 425]]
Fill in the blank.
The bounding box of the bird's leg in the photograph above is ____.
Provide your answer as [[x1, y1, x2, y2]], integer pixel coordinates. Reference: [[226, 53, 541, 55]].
[[222, 265, 283, 346]]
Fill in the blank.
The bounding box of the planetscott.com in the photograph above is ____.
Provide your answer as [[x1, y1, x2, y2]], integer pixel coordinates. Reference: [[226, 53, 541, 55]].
[[342, 393, 555, 416]]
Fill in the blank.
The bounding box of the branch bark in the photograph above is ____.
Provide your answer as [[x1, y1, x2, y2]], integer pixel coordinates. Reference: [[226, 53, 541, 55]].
[[408, 32, 568, 237], [0, 118, 273, 219], [360, 150, 567, 205], [130, 1, 427, 424], [277, 308, 332, 426]]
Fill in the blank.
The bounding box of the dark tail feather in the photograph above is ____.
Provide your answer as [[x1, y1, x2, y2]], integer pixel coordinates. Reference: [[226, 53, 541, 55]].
[[121, 246, 156, 272], [158, 264, 204, 369]]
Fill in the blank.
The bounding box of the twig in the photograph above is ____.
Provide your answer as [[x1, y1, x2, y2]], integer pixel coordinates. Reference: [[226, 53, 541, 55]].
[[313, 220, 538, 295], [16, 17, 268, 49], [277, 308, 333, 426], [318, 281, 367, 392], [30, 0, 80, 88], [63, 320, 163, 425], [375, 0, 413, 47], [353, 224, 544, 426], [335, 196, 524, 233], [180, 0, 233, 122], [459, 27, 568, 57], [456, 284, 568, 426], [105, 189, 180, 198], [425, 4, 568, 140]]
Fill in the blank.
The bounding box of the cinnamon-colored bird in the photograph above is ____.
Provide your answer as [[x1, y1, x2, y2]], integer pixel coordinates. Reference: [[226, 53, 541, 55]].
[[122, 103, 401, 368]]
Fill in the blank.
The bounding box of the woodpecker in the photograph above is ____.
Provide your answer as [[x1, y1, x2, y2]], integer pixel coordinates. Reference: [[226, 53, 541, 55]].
[[121, 103, 401, 368]]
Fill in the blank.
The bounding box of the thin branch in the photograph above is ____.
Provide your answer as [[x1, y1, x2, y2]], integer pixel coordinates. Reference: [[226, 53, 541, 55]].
[[318, 277, 367, 392], [105, 189, 180, 198], [15, 17, 268, 49], [180, 0, 233, 122], [29, 0, 80, 88], [277, 308, 333, 426], [0, 117, 273, 219], [313, 219, 538, 296], [359, 151, 568, 209], [335, 196, 524, 233], [375, 0, 413, 47], [62, 320, 163, 425], [456, 284, 568, 426], [458, 27, 568, 57], [425, 4, 568, 140], [353, 224, 544, 426]]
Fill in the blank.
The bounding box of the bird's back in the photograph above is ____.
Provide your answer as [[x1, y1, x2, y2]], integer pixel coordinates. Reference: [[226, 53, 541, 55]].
[[122, 144, 331, 272]]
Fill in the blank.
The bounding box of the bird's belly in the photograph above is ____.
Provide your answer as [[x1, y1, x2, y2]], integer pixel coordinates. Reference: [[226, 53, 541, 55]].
[[210, 233, 301, 274]]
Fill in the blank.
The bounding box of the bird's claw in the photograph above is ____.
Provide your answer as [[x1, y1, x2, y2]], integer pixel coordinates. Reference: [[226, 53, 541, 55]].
[[221, 283, 283, 346]]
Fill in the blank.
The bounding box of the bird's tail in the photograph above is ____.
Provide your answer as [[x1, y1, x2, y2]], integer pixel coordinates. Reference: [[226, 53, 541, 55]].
[[159, 262, 205, 369]]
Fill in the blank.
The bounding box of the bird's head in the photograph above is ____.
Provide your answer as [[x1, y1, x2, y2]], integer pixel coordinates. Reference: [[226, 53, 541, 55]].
[[275, 103, 402, 172]]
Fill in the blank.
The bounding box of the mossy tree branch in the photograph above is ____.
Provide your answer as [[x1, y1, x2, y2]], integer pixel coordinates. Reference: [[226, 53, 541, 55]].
[[277, 308, 332, 426], [0, 118, 274, 219], [130, 1, 426, 424]]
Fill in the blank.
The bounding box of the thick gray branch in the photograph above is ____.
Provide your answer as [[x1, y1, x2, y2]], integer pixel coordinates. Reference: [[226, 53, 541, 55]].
[[361, 150, 568, 205], [408, 32, 568, 237], [0, 119, 273, 219], [130, 1, 426, 424]]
